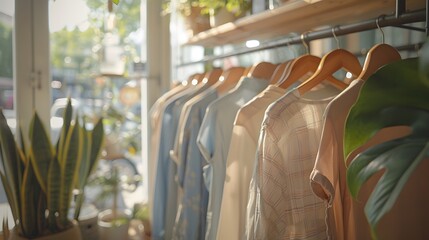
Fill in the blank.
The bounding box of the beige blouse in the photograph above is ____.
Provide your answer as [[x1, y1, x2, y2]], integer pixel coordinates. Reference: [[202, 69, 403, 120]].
[[217, 85, 286, 240], [249, 85, 339, 239]]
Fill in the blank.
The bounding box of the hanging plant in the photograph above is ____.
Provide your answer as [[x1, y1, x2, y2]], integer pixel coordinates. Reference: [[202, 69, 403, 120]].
[[344, 40, 429, 239]]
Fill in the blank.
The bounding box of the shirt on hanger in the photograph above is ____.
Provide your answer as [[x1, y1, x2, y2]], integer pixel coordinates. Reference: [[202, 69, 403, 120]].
[[310, 79, 429, 240], [249, 85, 339, 240], [197, 77, 269, 240], [149, 84, 190, 205], [152, 84, 206, 240], [172, 88, 219, 240], [216, 85, 286, 240], [171, 86, 218, 181]]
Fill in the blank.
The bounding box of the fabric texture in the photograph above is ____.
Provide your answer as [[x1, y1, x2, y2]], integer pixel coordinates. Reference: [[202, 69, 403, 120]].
[[149, 84, 191, 212], [216, 85, 286, 240], [152, 83, 209, 240], [172, 88, 219, 240], [249, 86, 339, 239], [197, 77, 269, 240]]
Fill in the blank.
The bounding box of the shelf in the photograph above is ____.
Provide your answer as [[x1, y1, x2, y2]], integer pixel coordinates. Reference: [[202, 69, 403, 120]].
[[185, 0, 426, 47]]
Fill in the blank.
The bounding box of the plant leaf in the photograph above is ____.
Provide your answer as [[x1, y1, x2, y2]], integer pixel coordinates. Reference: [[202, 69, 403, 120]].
[[30, 113, 54, 193], [75, 122, 90, 191], [73, 124, 89, 220], [59, 118, 82, 225], [344, 57, 429, 238], [0, 172, 19, 231], [0, 110, 22, 226], [419, 37, 429, 80], [88, 119, 104, 176], [74, 118, 104, 220], [20, 158, 41, 237], [47, 156, 61, 231], [112, 0, 120, 5], [57, 97, 73, 162], [344, 58, 429, 159]]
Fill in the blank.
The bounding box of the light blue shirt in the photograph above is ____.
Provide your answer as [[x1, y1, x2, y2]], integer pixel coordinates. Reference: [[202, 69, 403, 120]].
[[197, 77, 269, 240], [173, 88, 219, 240], [152, 84, 209, 240]]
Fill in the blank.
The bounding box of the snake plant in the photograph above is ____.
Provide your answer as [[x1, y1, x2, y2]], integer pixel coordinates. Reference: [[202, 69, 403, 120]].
[[344, 41, 429, 239], [0, 98, 104, 238]]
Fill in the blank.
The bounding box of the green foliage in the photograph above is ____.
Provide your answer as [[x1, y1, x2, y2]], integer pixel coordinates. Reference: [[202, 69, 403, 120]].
[[0, 98, 105, 238], [164, 0, 251, 16], [132, 203, 149, 221], [50, 0, 140, 92], [0, 22, 13, 78], [198, 0, 251, 16], [344, 46, 429, 238]]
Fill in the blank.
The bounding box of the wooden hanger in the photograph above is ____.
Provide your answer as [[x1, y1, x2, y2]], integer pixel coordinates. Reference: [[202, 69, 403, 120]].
[[190, 73, 204, 85], [242, 66, 252, 77], [269, 60, 292, 85], [201, 68, 223, 86], [276, 54, 346, 90], [182, 73, 197, 86], [246, 62, 278, 80], [358, 44, 401, 80], [358, 43, 401, 80], [297, 49, 362, 94], [214, 67, 245, 94]]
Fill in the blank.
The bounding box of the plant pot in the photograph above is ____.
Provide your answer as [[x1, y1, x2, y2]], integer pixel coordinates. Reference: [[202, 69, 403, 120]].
[[98, 209, 130, 240], [183, 6, 211, 37], [210, 8, 238, 28], [9, 221, 82, 240], [74, 204, 99, 240]]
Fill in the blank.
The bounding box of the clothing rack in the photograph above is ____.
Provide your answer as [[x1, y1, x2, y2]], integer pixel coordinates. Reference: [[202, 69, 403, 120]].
[[177, 9, 426, 67]]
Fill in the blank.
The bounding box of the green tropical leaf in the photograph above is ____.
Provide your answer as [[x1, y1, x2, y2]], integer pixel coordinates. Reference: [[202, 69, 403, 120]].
[[30, 113, 54, 193], [344, 58, 429, 158], [89, 119, 104, 175], [73, 124, 89, 220], [20, 159, 41, 237], [57, 98, 73, 162], [59, 118, 82, 225], [0, 110, 22, 225], [76, 123, 89, 190], [344, 57, 429, 238], [18, 126, 27, 162], [47, 156, 61, 231], [112, 0, 120, 5], [74, 118, 104, 220], [0, 172, 20, 231], [419, 37, 429, 80]]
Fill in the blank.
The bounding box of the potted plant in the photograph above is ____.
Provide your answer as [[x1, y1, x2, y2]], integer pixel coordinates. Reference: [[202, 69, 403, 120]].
[[198, 0, 251, 27], [0, 98, 104, 240], [97, 167, 131, 240], [162, 0, 211, 37], [131, 203, 151, 239]]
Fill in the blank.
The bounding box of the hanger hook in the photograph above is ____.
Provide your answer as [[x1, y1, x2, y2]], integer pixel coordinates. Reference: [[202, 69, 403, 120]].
[[332, 26, 340, 49], [376, 15, 385, 44], [300, 32, 309, 54]]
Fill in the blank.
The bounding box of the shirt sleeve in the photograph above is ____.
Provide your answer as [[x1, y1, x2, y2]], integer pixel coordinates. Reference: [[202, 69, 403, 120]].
[[310, 117, 336, 204]]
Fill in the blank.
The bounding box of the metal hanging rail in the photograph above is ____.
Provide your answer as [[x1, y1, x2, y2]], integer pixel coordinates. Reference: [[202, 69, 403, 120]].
[[177, 9, 426, 67]]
